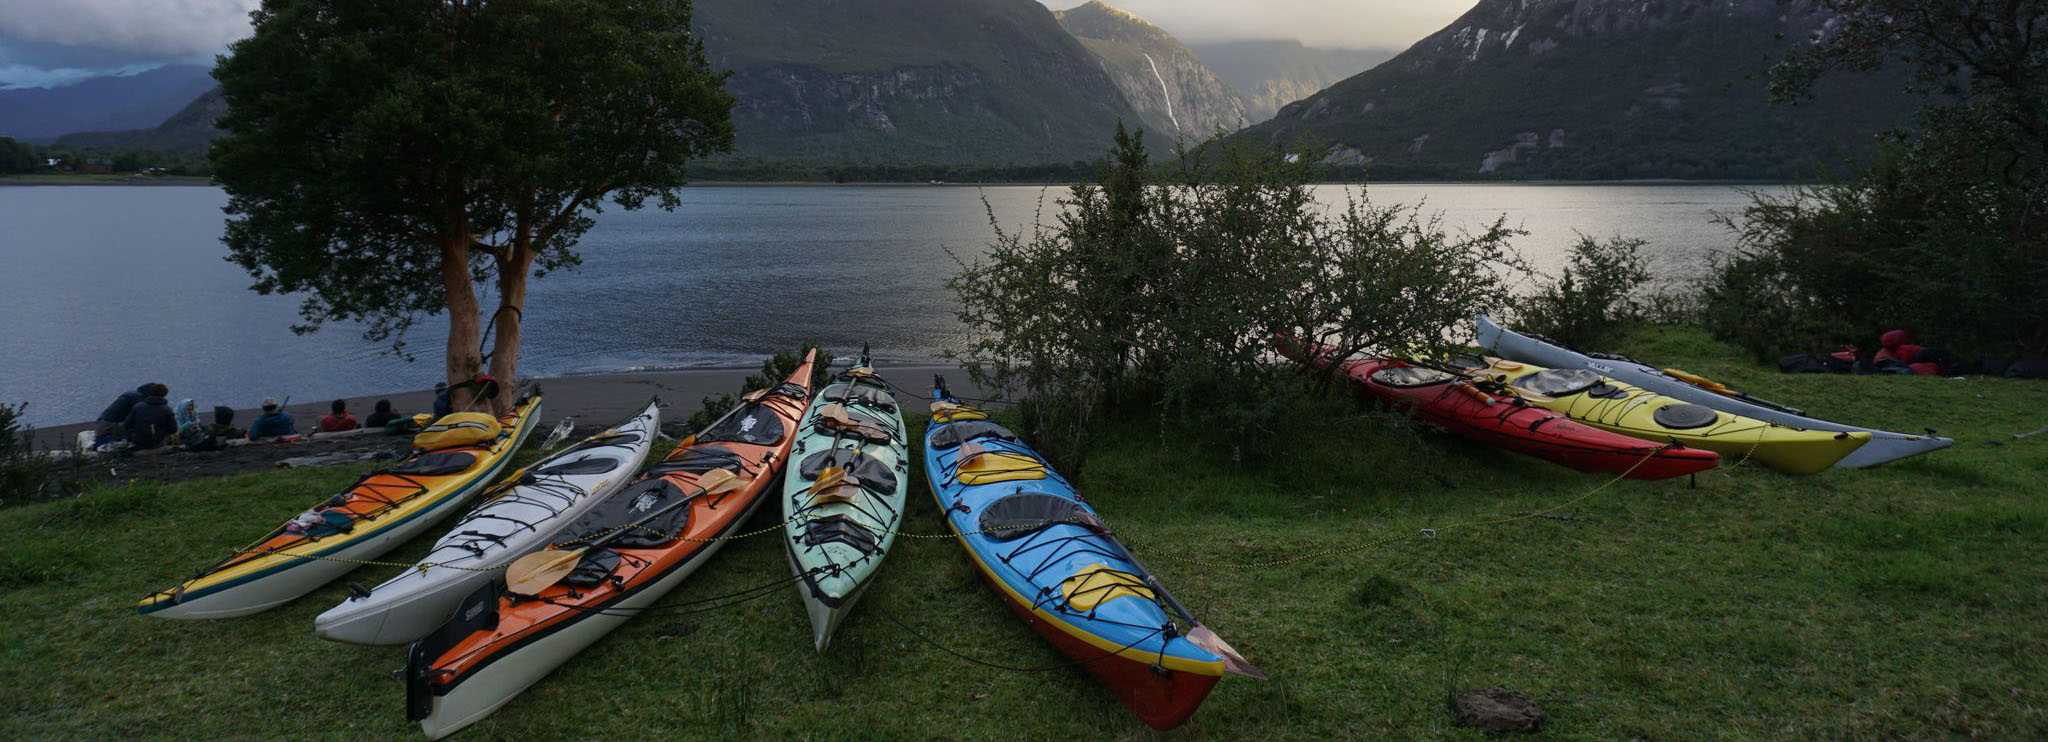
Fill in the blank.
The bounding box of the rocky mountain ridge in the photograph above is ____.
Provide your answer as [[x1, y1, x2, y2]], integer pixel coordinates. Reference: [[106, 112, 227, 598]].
[[1053, 1, 1247, 136], [1242, 0, 1911, 179]]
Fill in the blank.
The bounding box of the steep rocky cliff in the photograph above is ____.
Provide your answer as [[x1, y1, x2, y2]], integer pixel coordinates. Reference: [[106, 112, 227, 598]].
[[1188, 40, 1392, 124], [1053, 1, 1247, 137], [695, 0, 1142, 165], [1240, 0, 1918, 179]]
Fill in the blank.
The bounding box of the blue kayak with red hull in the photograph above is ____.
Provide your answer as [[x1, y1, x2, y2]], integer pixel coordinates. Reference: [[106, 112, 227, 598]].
[[921, 377, 1261, 730]]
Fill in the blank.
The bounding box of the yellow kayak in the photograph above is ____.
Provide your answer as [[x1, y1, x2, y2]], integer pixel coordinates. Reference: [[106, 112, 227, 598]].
[[1474, 359, 1867, 475], [139, 397, 542, 618]]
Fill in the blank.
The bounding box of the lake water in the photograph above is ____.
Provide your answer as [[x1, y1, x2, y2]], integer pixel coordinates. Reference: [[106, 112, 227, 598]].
[[0, 183, 1774, 426]]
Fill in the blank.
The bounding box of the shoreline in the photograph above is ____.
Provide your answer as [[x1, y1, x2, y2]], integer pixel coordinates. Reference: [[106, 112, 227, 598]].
[[28, 363, 990, 450]]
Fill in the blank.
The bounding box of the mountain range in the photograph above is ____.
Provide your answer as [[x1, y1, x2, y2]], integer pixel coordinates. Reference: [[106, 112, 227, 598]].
[[0, 65, 215, 143], [1240, 0, 1916, 179], [16, 0, 1923, 180]]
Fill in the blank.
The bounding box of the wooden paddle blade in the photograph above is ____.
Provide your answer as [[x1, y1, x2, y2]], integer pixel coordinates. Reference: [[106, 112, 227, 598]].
[[818, 403, 855, 427], [809, 467, 847, 494], [1187, 625, 1267, 680], [695, 467, 743, 495], [810, 483, 862, 504], [505, 547, 586, 596]]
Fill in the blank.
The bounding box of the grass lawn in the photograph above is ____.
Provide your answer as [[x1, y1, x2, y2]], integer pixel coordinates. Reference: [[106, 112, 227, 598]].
[[3, 325, 2045, 739]]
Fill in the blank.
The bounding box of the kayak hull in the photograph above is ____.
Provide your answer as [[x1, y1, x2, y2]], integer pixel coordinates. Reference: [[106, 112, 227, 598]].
[[782, 365, 909, 652], [139, 400, 542, 619], [406, 354, 815, 737], [1306, 351, 1717, 480], [315, 403, 659, 645], [416, 517, 740, 740], [923, 396, 1230, 730], [1476, 357, 1870, 475], [1477, 314, 1953, 468]]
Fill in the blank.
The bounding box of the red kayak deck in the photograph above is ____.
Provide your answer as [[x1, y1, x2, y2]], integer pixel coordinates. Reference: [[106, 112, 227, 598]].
[[1312, 352, 1717, 481]]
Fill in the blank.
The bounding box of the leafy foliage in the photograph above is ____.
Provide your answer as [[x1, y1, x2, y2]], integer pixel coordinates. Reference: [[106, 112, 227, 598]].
[[1704, 0, 2048, 358], [212, 0, 735, 404], [684, 344, 838, 432], [1516, 236, 1653, 349], [950, 124, 1524, 462]]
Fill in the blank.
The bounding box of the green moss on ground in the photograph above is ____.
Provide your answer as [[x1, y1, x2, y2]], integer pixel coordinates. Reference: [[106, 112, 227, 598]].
[[3, 325, 2044, 738]]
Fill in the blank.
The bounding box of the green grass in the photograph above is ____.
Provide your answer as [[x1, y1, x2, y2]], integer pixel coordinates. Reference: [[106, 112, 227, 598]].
[[4, 324, 2046, 738]]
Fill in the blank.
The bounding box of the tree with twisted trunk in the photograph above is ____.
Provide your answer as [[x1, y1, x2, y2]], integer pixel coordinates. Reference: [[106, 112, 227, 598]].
[[213, 0, 735, 413]]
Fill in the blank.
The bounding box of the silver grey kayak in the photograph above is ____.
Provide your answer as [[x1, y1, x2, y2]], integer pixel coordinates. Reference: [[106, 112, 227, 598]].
[[1475, 314, 1953, 469]]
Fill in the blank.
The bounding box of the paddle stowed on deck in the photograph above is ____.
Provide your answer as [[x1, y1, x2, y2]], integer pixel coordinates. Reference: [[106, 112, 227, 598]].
[[921, 376, 1261, 731], [402, 352, 819, 740], [781, 347, 912, 651]]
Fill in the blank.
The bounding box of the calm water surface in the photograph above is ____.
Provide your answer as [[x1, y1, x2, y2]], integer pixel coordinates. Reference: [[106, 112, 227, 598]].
[[0, 183, 1774, 425]]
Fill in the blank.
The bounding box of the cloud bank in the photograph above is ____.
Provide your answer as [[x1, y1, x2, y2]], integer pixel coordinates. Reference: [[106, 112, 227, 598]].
[[0, 0, 256, 61]]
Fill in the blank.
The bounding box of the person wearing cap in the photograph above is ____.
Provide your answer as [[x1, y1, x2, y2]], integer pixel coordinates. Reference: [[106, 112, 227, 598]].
[[248, 397, 298, 440], [432, 381, 453, 419]]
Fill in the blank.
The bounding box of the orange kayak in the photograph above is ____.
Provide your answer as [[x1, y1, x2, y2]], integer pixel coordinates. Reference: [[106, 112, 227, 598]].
[[404, 352, 816, 739]]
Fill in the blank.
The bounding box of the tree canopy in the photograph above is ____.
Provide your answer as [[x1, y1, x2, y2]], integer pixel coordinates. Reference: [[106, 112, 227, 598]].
[[213, 0, 735, 410]]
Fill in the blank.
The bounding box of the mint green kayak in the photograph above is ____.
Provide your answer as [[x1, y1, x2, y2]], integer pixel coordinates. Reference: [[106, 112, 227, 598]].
[[780, 349, 909, 651]]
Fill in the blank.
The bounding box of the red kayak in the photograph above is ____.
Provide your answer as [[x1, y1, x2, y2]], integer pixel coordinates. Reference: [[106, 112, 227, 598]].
[[1295, 345, 1717, 480]]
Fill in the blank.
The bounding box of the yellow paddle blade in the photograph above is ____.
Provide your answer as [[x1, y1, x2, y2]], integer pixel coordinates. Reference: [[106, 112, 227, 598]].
[[846, 366, 876, 378], [810, 467, 848, 493], [697, 467, 751, 496], [505, 547, 586, 596], [810, 483, 862, 504], [1664, 367, 1730, 394], [818, 403, 855, 428], [742, 389, 768, 402]]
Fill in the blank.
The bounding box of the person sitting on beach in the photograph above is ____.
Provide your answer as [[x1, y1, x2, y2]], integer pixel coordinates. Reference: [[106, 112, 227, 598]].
[[123, 388, 178, 450], [364, 399, 402, 430], [248, 397, 297, 440], [317, 399, 358, 432], [432, 382, 453, 419], [94, 382, 161, 445], [208, 405, 241, 438]]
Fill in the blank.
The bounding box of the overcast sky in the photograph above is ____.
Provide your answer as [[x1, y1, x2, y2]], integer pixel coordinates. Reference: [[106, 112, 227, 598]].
[[1, 0, 1472, 88], [1037, 0, 1469, 50]]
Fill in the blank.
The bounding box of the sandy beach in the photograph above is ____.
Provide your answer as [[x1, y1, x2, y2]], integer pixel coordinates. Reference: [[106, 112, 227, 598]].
[[31, 362, 996, 454]]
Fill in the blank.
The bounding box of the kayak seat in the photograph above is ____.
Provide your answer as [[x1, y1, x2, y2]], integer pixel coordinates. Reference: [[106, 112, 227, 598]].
[[801, 515, 882, 556], [799, 448, 899, 494], [385, 451, 479, 477], [561, 479, 692, 549], [652, 445, 745, 476], [1059, 564, 1155, 611], [1368, 366, 1455, 388], [1513, 368, 1603, 397], [929, 420, 1017, 450], [698, 404, 787, 446], [821, 383, 897, 412], [954, 450, 1046, 485], [561, 548, 622, 587], [1652, 403, 1719, 430], [977, 493, 1099, 541], [534, 456, 625, 477]]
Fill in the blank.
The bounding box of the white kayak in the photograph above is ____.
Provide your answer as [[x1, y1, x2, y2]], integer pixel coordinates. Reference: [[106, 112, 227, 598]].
[[313, 402, 659, 645], [1475, 314, 1953, 469]]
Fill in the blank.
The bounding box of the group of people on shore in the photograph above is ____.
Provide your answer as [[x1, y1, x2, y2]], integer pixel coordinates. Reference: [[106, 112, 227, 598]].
[[91, 381, 458, 453]]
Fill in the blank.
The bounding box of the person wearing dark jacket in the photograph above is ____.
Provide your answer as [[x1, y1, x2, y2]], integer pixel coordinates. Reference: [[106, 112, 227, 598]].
[[123, 390, 178, 450], [432, 382, 452, 419], [364, 399, 402, 430], [95, 383, 159, 445]]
